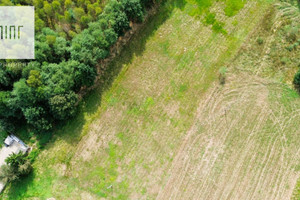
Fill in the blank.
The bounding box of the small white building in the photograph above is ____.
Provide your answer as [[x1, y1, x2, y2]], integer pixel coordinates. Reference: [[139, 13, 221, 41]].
[[4, 136, 13, 146]]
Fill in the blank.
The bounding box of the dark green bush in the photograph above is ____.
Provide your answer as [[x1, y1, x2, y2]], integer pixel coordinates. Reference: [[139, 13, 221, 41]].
[[122, 0, 144, 22], [257, 37, 264, 45], [23, 106, 52, 132], [293, 69, 300, 92], [49, 92, 78, 120], [0, 152, 32, 184]]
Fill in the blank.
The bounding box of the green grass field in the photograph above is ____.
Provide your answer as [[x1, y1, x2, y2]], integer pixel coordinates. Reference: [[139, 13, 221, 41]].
[[2, 0, 300, 199]]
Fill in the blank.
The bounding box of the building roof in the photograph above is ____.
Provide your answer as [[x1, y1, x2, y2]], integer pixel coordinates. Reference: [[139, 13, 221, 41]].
[[4, 136, 13, 146]]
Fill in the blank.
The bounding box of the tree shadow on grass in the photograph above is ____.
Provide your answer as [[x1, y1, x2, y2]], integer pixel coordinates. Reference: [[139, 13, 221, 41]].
[[3, 171, 34, 200]]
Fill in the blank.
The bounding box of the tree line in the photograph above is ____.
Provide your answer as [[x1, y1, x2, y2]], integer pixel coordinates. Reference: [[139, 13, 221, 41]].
[[0, 0, 157, 133]]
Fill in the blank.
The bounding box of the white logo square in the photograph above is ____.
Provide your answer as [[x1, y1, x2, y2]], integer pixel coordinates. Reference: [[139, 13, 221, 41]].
[[0, 6, 35, 59]]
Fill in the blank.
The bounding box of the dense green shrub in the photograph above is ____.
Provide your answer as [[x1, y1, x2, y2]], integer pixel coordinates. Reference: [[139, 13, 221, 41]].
[[257, 37, 264, 45], [293, 69, 300, 92], [74, 63, 97, 89], [70, 29, 110, 66], [35, 28, 69, 63], [0, 67, 12, 90], [0, 152, 32, 184], [0, 92, 15, 118], [12, 79, 38, 108], [41, 63, 75, 97], [27, 70, 42, 88], [23, 106, 52, 132], [122, 0, 144, 22], [103, 0, 130, 36], [49, 92, 78, 120]]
